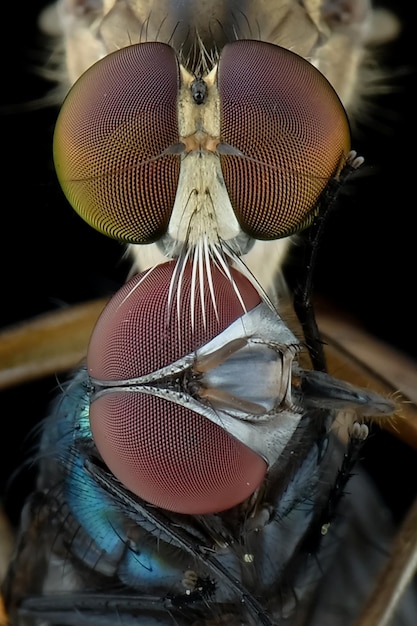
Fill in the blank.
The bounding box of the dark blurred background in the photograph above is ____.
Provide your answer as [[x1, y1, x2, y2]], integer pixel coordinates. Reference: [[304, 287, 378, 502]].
[[0, 1, 416, 527]]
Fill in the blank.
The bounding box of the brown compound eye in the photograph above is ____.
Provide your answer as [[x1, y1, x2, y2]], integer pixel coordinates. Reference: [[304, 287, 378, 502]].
[[218, 40, 351, 240], [53, 43, 181, 244]]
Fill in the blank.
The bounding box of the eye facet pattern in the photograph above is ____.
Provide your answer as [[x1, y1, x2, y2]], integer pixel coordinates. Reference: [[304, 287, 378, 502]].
[[218, 40, 351, 240], [53, 39, 351, 249], [87, 262, 266, 515], [53, 43, 181, 244]]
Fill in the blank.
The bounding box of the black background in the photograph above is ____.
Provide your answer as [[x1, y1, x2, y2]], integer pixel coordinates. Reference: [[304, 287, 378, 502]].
[[1, 1, 416, 527]]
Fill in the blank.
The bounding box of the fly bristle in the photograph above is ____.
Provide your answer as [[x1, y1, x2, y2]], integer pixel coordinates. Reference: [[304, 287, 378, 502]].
[[166, 238, 255, 337]]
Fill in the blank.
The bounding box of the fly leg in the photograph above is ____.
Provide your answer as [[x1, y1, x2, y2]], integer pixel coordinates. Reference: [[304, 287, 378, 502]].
[[291, 151, 364, 372], [85, 459, 279, 626]]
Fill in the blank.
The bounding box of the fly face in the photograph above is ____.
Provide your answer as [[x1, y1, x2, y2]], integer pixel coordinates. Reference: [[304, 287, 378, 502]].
[[46, 0, 397, 293], [51, 35, 351, 300], [3, 1, 416, 626]]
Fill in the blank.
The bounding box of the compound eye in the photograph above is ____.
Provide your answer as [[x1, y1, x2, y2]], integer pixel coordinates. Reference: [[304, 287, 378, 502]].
[[87, 262, 266, 515], [218, 40, 351, 240], [53, 43, 181, 244]]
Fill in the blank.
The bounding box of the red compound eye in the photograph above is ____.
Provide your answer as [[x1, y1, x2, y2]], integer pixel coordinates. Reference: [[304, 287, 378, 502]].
[[87, 261, 266, 514], [218, 40, 351, 239]]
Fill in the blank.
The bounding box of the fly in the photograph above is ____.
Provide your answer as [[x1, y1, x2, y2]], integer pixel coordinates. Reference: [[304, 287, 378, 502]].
[[1, 2, 417, 626]]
